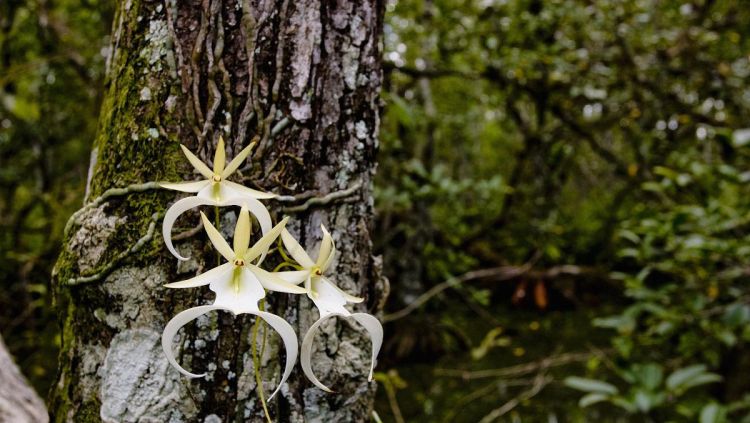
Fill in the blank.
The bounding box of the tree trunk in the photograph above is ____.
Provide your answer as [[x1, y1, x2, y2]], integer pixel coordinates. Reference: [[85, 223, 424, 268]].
[[0, 334, 49, 423], [50, 1, 386, 422]]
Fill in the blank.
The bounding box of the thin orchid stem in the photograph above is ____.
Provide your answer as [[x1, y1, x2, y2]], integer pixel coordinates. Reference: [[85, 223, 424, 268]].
[[252, 299, 272, 423]]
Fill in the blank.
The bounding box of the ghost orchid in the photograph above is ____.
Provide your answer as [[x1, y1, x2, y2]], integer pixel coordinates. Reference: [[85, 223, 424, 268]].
[[278, 226, 383, 392], [161, 208, 306, 400], [160, 136, 274, 261]]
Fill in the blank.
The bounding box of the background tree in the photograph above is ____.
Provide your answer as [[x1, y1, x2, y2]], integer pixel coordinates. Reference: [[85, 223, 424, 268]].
[[48, 1, 386, 422], [0, 334, 48, 423]]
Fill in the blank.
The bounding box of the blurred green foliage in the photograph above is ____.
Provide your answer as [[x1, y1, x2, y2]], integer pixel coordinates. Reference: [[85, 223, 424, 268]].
[[0, 0, 113, 394], [2, 0, 750, 421], [375, 0, 750, 421]]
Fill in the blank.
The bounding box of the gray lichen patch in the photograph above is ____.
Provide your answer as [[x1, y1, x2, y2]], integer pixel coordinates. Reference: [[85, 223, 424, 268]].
[[332, 340, 369, 379], [219, 210, 237, 240], [102, 264, 168, 329], [290, 99, 312, 121], [66, 204, 126, 274], [141, 19, 170, 71], [139, 87, 152, 101], [354, 120, 368, 140], [175, 244, 201, 275], [75, 342, 108, 405], [99, 328, 196, 423], [341, 43, 361, 91], [289, 3, 321, 98], [302, 388, 332, 423]]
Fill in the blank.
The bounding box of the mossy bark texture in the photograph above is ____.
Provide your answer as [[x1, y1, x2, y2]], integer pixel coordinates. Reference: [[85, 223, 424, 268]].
[[50, 1, 386, 422]]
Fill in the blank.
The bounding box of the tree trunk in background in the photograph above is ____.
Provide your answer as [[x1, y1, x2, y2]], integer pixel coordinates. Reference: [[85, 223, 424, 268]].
[[0, 334, 48, 423], [50, 1, 386, 422]]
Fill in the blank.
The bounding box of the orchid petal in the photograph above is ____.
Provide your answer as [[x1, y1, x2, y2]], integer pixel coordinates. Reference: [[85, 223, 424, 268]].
[[163, 196, 215, 261], [251, 266, 307, 294], [164, 262, 233, 289], [350, 313, 383, 381], [223, 180, 276, 200], [252, 310, 299, 401], [200, 212, 235, 261], [221, 140, 257, 178], [275, 270, 311, 285], [300, 314, 337, 392], [196, 183, 221, 203], [244, 217, 289, 263], [218, 197, 273, 263], [305, 276, 313, 297], [213, 136, 226, 175], [280, 229, 315, 268], [300, 312, 383, 392], [321, 241, 336, 273], [309, 277, 350, 315], [162, 305, 222, 378], [159, 180, 210, 193], [162, 304, 300, 399], [316, 225, 334, 269], [210, 268, 266, 313], [321, 277, 364, 304], [180, 145, 213, 178], [233, 207, 251, 257]]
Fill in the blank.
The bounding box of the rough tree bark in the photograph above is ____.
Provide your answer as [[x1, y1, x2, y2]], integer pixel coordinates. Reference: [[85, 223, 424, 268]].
[[50, 1, 386, 422]]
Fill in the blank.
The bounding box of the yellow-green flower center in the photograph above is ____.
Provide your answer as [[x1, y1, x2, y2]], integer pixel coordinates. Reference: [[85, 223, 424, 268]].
[[212, 174, 222, 183], [312, 267, 323, 276], [234, 258, 245, 267]]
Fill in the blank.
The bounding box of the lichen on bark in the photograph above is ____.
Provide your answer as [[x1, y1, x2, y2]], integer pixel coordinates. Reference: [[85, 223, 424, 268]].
[[51, 1, 386, 422]]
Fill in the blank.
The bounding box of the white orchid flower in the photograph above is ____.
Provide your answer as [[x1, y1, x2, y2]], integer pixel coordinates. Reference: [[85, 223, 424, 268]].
[[161, 208, 306, 400], [278, 226, 383, 392], [160, 136, 275, 261]]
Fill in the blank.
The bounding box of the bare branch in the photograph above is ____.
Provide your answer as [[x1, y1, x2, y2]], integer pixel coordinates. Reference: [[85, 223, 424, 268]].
[[435, 350, 600, 380], [383, 263, 592, 323], [478, 373, 551, 423]]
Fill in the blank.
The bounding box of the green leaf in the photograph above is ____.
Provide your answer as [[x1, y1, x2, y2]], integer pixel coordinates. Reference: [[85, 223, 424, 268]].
[[680, 374, 723, 391], [579, 393, 610, 407], [723, 304, 750, 327], [732, 129, 750, 147], [632, 363, 663, 390], [666, 365, 722, 392], [700, 403, 726, 423], [666, 365, 707, 390], [717, 330, 737, 347], [611, 397, 637, 413], [633, 390, 654, 412], [564, 377, 619, 395], [593, 314, 636, 334]]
